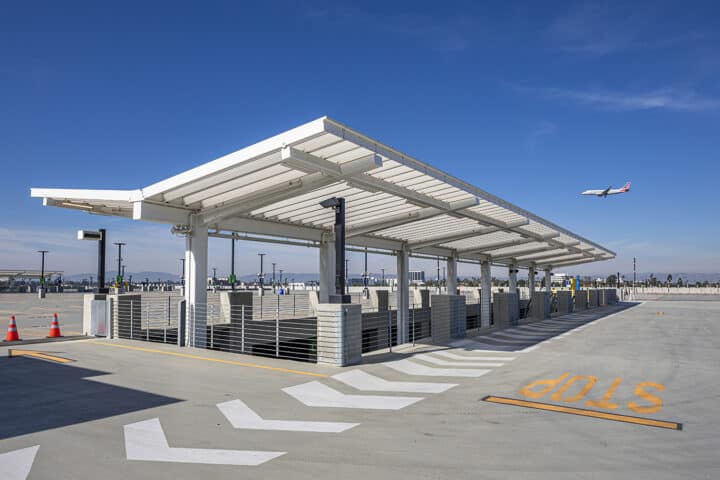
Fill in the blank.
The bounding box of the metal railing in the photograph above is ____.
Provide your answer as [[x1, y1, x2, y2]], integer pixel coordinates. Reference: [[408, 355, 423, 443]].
[[360, 308, 396, 353]]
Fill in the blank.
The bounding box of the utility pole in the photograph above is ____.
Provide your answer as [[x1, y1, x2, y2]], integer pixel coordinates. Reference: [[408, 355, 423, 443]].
[[258, 253, 266, 295], [113, 242, 126, 285]]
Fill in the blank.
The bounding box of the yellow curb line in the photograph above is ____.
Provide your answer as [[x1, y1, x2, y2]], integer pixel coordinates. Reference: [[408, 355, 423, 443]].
[[92, 342, 329, 378]]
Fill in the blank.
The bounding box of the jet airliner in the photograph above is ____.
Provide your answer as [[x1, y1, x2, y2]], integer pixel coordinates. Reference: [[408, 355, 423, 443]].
[[581, 182, 631, 197]]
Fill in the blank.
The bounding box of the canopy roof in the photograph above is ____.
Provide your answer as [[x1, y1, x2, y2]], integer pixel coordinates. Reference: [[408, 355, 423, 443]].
[[31, 117, 614, 269]]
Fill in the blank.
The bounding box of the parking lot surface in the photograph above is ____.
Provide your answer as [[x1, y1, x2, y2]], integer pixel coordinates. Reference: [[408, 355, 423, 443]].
[[1, 301, 717, 479]]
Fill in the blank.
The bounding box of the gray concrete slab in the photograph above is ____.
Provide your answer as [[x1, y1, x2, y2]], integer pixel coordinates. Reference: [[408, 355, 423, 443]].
[[0, 301, 718, 479], [0, 293, 85, 339]]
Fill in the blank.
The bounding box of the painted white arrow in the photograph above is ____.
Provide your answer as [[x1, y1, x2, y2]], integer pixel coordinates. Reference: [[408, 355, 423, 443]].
[[413, 353, 504, 367], [383, 359, 491, 377], [217, 399, 358, 433], [0, 445, 39, 480], [431, 350, 516, 362], [124, 418, 285, 466], [283, 381, 423, 410], [332, 369, 456, 393]]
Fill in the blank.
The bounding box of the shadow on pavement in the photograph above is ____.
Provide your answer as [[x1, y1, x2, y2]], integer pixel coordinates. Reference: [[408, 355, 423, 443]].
[[0, 356, 181, 440]]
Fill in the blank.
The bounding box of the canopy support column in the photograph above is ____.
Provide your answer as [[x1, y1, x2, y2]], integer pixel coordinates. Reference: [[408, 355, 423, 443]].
[[396, 245, 409, 344], [319, 232, 335, 304], [480, 260, 491, 328], [528, 265, 536, 298], [446, 254, 458, 295], [185, 215, 208, 348], [544, 267, 552, 292], [508, 263, 518, 294]]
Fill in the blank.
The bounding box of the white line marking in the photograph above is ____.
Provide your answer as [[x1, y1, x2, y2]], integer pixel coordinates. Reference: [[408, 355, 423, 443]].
[[413, 353, 504, 367], [432, 350, 516, 362], [124, 418, 285, 466], [0, 445, 38, 480], [333, 370, 456, 393], [283, 381, 423, 410], [384, 359, 492, 377], [217, 400, 358, 433]]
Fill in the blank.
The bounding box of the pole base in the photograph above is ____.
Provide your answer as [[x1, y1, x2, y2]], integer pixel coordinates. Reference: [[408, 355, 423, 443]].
[[329, 294, 352, 304]]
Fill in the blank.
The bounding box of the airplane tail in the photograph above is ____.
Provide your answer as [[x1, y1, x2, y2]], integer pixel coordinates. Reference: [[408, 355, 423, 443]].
[[621, 182, 631, 192]]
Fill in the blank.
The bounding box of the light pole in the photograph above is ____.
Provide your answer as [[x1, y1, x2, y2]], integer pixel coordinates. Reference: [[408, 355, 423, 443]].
[[381, 268, 385, 286], [363, 247, 369, 298], [113, 242, 126, 285], [279, 269, 284, 286], [436, 256, 441, 293], [319, 196, 350, 303], [38, 250, 48, 296], [272, 262, 276, 291], [258, 253, 266, 295], [230, 234, 236, 290], [179, 258, 185, 283], [633, 257, 637, 293], [212, 267, 217, 286], [345, 258, 350, 294]]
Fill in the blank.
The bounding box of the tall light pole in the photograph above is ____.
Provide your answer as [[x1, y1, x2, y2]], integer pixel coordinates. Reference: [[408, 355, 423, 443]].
[[436, 256, 441, 293], [363, 247, 369, 297], [381, 268, 385, 286], [345, 258, 350, 294], [272, 262, 276, 291], [230, 234, 236, 290], [633, 257, 637, 293], [279, 269, 284, 286], [212, 267, 217, 285], [113, 242, 126, 285], [38, 250, 48, 292], [258, 253, 266, 295]]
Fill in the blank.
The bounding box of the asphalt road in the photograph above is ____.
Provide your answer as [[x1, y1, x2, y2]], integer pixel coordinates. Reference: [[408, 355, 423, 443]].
[[0, 301, 717, 479]]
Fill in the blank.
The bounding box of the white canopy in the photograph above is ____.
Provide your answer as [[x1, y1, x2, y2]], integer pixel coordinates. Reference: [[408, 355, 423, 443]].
[[31, 116, 614, 269]]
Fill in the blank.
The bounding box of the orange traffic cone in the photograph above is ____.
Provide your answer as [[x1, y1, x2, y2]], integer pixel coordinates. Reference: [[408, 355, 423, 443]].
[[5, 315, 20, 342], [47, 313, 63, 338]]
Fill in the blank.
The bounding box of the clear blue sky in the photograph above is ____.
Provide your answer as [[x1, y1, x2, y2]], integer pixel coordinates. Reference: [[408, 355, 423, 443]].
[[2, 1, 719, 279]]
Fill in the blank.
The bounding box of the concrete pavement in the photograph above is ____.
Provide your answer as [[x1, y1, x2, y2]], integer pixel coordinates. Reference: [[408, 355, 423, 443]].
[[0, 301, 717, 479]]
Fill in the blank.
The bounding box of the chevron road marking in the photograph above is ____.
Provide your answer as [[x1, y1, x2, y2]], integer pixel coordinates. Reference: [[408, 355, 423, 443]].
[[384, 359, 492, 377], [332, 369, 457, 393], [413, 353, 505, 368], [217, 399, 358, 433], [0, 445, 39, 480], [124, 418, 285, 466], [283, 381, 424, 410], [430, 350, 516, 362]]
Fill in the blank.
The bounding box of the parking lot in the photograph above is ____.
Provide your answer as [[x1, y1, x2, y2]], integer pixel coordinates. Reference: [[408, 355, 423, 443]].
[[1, 301, 717, 479]]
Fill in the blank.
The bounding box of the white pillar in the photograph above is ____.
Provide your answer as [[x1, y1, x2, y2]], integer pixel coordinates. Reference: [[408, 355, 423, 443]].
[[185, 215, 208, 348], [508, 263, 518, 294], [446, 254, 458, 295], [528, 265, 536, 298], [396, 246, 409, 344], [544, 267, 552, 292], [318, 232, 335, 303], [480, 260, 491, 328]]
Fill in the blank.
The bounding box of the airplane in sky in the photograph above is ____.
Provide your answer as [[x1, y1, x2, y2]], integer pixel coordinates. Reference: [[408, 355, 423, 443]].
[[581, 182, 632, 197]]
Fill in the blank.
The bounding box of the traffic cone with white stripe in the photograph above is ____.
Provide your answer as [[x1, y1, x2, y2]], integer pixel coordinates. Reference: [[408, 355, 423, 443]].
[[4, 315, 20, 342], [47, 313, 63, 338]]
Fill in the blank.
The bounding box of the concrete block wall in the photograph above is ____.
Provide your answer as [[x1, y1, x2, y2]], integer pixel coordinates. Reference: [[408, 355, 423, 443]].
[[220, 291, 254, 323], [316, 303, 362, 366], [493, 292, 519, 328], [556, 291, 573, 314], [575, 292, 588, 311], [430, 295, 467, 343], [530, 292, 550, 320], [588, 289, 599, 308]]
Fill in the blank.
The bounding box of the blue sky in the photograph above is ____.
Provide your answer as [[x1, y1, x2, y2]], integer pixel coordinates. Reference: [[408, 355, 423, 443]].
[[1, 1, 719, 279]]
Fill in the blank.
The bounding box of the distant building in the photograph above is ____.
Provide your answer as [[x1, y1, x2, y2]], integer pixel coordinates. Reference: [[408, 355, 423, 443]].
[[409, 270, 425, 284]]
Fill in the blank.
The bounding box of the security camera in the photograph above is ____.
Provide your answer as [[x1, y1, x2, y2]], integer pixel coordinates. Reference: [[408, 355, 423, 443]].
[[319, 197, 341, 209]]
